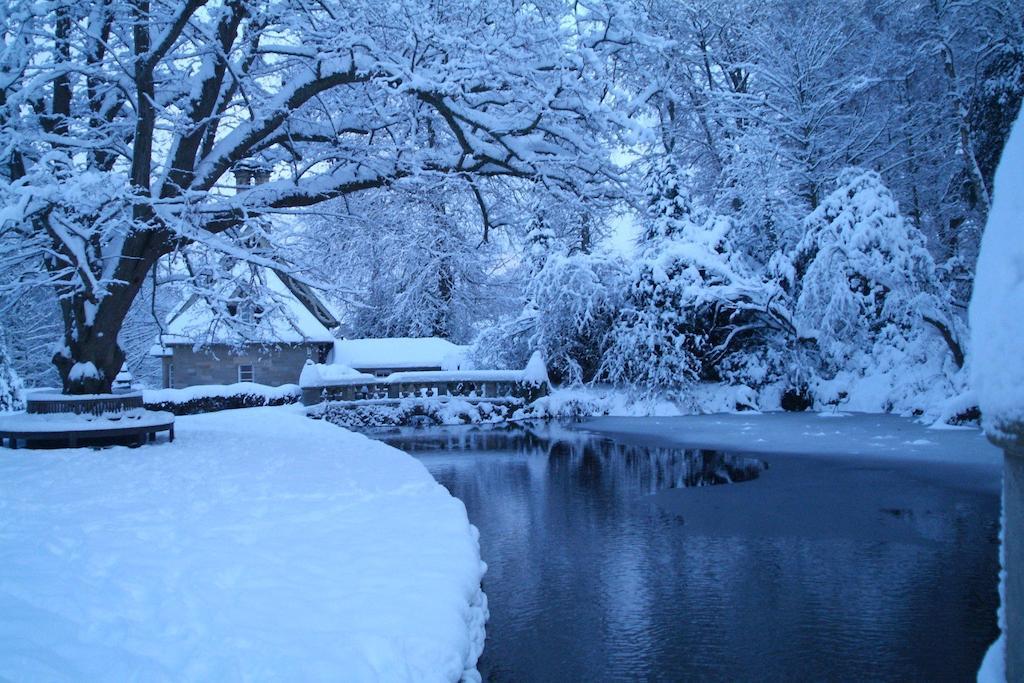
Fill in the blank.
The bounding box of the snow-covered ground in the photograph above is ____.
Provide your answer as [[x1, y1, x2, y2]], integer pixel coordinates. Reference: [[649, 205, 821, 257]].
[[535, 383, 985, 429], [0, 406, 487, 682]]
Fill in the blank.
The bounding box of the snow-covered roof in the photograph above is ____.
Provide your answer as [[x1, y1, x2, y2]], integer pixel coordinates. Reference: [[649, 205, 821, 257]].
[[154, 268, 335, 351], [331, 337, 469, 370]]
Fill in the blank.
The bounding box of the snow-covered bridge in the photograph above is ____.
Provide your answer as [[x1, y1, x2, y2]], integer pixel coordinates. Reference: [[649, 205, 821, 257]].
[[299, 353, 550, 408]]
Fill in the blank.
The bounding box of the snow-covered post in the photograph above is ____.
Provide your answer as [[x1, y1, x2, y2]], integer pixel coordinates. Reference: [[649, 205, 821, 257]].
[[522, 351, 551, 402], [970, 113, 1024, 682], [111, 363, 134, 394]]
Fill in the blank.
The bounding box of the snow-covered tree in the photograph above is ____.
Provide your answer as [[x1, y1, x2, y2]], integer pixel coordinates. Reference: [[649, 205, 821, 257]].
[[630, 0, 1022, 267], [470, 191, 619, 382], [604, 192, 789, 394], [525, 252, 624, 384], [0, 325, 24, 411], [0, 287, 62, 388], [525, 210, 558, 276], [470, 253, 623, 385], [331, 185, 493, 343], [0, 0, 631, 393]]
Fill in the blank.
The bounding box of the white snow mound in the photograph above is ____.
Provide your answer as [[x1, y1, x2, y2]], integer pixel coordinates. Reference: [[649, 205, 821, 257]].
[[0, 406, 487, 681]]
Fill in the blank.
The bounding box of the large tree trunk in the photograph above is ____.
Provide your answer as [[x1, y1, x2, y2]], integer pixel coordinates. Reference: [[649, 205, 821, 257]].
[[50, 231, 165, 395], [52, 303, 127, 395]]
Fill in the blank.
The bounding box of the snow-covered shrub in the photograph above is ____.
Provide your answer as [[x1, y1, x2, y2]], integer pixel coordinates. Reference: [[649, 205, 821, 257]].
[[779, 169, 965, 412], [0, 326, 25, 412], [143, 383, 301, 415], [788, 170, 952, 366], [312, 396, 523, 429]]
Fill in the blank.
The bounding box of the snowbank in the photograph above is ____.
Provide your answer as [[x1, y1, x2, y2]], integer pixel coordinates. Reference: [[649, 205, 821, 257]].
[[971, 114, 1024, 441], [534, 383, 765, 420], [0, 406, 487, 681], [536, 377, 976, 426]]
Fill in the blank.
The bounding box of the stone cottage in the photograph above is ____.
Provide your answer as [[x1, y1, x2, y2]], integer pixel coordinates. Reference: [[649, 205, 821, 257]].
[[151, 268, 339, 389]]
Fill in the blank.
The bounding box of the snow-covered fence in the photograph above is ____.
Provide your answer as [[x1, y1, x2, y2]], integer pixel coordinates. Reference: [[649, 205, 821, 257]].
[[300, 353, 550, 408], [26, 391, 143, 416]]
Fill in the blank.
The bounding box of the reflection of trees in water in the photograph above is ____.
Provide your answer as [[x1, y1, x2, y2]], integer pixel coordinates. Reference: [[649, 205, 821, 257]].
[[380, 424, 765, 496], [373, 424, 541, 451], [548, 439, 764, 495]]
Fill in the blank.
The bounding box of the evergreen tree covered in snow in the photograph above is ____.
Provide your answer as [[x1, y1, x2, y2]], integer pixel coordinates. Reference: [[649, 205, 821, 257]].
[[525, 210, 558, 276], [639, 157, 694, 246], [0, 325, 25, 412], [786, 170, 957, 372], [776, 169, 965, 410]]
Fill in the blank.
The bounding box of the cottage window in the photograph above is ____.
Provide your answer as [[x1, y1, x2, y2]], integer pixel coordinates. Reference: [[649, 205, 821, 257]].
[[168, 362, 174, 389], [238, 364, 254, 383]]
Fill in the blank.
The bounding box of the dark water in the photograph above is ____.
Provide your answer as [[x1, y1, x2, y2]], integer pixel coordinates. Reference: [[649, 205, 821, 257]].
[[376, 423, 1001, 682]]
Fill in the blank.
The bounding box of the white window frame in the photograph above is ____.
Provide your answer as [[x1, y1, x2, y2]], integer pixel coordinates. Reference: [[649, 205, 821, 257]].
[[238, 364, 255, 383], [167, 362, 174, 389]]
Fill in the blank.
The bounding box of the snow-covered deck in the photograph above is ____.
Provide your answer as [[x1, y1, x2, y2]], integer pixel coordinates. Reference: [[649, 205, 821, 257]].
[[0, 406, 487, 680]]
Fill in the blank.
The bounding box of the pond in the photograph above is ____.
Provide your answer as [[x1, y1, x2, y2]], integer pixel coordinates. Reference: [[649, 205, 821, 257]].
[[375, 421, 1000, 681]]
